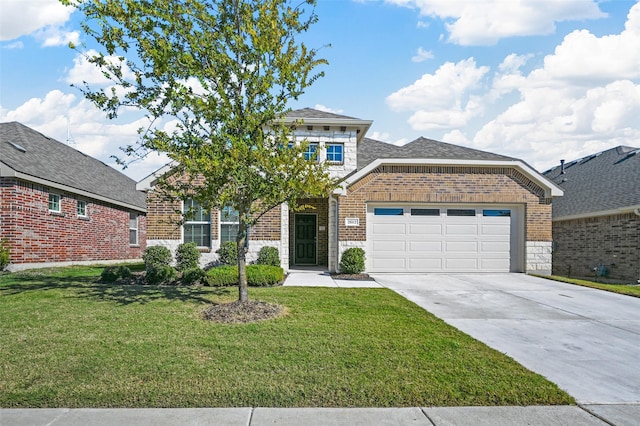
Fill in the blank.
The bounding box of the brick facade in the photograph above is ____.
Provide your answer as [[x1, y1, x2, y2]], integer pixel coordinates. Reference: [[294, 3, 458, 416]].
[[1, 178, 146, 267], [552, 213, 640, 283]]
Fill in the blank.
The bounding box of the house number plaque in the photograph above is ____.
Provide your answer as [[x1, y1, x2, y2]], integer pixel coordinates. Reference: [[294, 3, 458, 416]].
[[345, 218, 360, 227]]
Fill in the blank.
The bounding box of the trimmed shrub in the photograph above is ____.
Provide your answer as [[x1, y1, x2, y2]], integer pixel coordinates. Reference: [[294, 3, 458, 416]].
[[175, 242, 201, 271], [206, 265, 285, 287], [339, 247, 366, 274], [100, 265, 132, 283], [206, 265, 238, 287], [146, 265, 178, 285], [217, 241, 238, 265], [143, 245, 172, 271], [247, 265, 285, 286], [181, 267, 206, 286], [0, 239, 9, 271], [256, 246, 280, 267]]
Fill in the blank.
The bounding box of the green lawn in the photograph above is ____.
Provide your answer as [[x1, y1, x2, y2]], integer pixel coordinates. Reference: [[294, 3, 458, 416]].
[[539, 275, 640, 298], [0, 266, 574, 408]]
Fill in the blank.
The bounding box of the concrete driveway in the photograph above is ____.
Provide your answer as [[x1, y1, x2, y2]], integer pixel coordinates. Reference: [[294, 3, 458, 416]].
[[372, 273, 640, 405]]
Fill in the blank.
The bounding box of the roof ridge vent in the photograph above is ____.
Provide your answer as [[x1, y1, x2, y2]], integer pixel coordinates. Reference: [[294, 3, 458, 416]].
[[7, 141, 27, 153], [614, 149, 640, 164]]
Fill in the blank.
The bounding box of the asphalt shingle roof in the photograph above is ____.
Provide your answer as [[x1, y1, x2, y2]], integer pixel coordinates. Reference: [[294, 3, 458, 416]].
[[286, 108, 360, 120], [543, 146, 640, 218], [0, 122, 146, 210], [357, 137, 516, 170]]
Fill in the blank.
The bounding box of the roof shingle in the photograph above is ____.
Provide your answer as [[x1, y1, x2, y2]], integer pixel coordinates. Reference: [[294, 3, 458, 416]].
[[357, 137, 515, 170], [543, 146, 640, 218], [0, 122, 146, 210]]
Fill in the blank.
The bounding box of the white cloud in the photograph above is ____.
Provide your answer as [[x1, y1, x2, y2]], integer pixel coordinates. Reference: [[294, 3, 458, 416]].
[[0, 0, 75, 41], [0, 89, 169, 181], [386, 58, 489, 130], [411, 47, 434, 63], [35, 26, 80, 48], [2, 41, 23, 49], [314, 104, 344, 114], [382, 2, 640, 172], [464, 3, 640, 171], [385, 0, 606, 45], [65, 49, 136, 86]]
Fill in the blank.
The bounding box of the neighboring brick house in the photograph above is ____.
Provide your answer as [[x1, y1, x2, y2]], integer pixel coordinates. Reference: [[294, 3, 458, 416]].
[[139, 108, 562, 274], [0, 122, 147, 271], [544, 146, 640, 283]]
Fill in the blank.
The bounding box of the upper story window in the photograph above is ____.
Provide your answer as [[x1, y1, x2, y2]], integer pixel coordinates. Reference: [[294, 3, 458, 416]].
[[48, 193, 61, 212], [77, 200, 87, 217], [220, 205, 239, 243], [129, 212, 139, 245], [326, 143, 344, 164], [184, 198, 211, 248], [303, 143, 318, 161]]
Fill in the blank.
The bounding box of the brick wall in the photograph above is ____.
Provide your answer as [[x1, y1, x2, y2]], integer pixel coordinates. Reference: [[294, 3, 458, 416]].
[[0, 178, 146, 265], [552, 213, 640, 283], [338, 166, 552, 242]]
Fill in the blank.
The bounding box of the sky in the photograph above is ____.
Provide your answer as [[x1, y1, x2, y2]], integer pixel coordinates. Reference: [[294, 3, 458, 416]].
[[1, 0, 640, 181]]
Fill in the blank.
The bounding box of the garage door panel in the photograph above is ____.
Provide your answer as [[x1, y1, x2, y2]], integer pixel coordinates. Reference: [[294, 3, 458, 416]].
[[408, 257, 442, 270], [445, 241, 478, 252], [372, 223, 406, 234], [409, 240, 442, 251], [369, 205, 513, 273], [373, 240, 406, 251], [481, 223, 510, 235], [445, 224, 478, 235], [480, 258, 511, 270], [480, 241, 510, 252], [409, 223, 442, 235], [445, 258, 478, 270], [372, 257, 406, 270]]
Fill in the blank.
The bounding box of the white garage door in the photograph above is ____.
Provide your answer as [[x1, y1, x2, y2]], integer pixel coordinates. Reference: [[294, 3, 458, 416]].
[[368, 205, 514, 273]]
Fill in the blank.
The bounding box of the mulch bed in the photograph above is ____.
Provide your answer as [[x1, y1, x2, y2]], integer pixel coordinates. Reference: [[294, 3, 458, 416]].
[[202, 300, 284, 324], [330, 273, 375, 281]]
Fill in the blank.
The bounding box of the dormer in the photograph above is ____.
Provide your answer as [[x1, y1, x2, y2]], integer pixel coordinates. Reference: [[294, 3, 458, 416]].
[[283, 108, 372, 179]]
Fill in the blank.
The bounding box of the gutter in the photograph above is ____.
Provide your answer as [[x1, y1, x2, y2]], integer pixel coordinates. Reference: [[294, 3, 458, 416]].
[[1, 167, 146, 213], [554, 204, 640, 221]]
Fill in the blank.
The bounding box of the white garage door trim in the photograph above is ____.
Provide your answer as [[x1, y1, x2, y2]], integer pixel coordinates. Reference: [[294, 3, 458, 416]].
[[367, 204, 523, 273]]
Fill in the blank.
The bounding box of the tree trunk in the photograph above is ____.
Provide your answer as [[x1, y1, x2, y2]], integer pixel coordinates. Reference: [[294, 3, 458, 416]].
[[237, 217, 249, 302]]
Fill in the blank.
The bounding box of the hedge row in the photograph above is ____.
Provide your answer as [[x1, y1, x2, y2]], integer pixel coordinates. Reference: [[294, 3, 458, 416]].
[[206, 265, 285, 287]]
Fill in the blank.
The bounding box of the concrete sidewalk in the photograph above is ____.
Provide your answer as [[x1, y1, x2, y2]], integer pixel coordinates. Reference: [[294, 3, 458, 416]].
[[4, 405, 634, 426], [283, 268, 384, 288]]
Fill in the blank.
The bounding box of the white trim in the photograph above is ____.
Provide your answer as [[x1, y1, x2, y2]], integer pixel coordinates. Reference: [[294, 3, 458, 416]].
[[48, 192, 62, 213], [275, 117, 373, 144], [335, 158, 564, 198], [136, 161, 177, 191], [554, 204, 640, 221], [1, 166, 146, 213]]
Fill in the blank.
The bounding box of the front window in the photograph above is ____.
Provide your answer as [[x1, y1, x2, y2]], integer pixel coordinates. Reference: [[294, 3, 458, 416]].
[[48, 193, 61, 212], [220, 205, 239, 243], [303, 143, 318, 161], [77, 200, 87, 217], [129, 212, 138, 245], [326, 143, 344, 164], [184, 199, 211, 247]]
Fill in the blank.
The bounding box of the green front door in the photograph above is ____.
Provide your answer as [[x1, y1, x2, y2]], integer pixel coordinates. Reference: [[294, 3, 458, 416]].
[[294, 214, 317, 265]]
